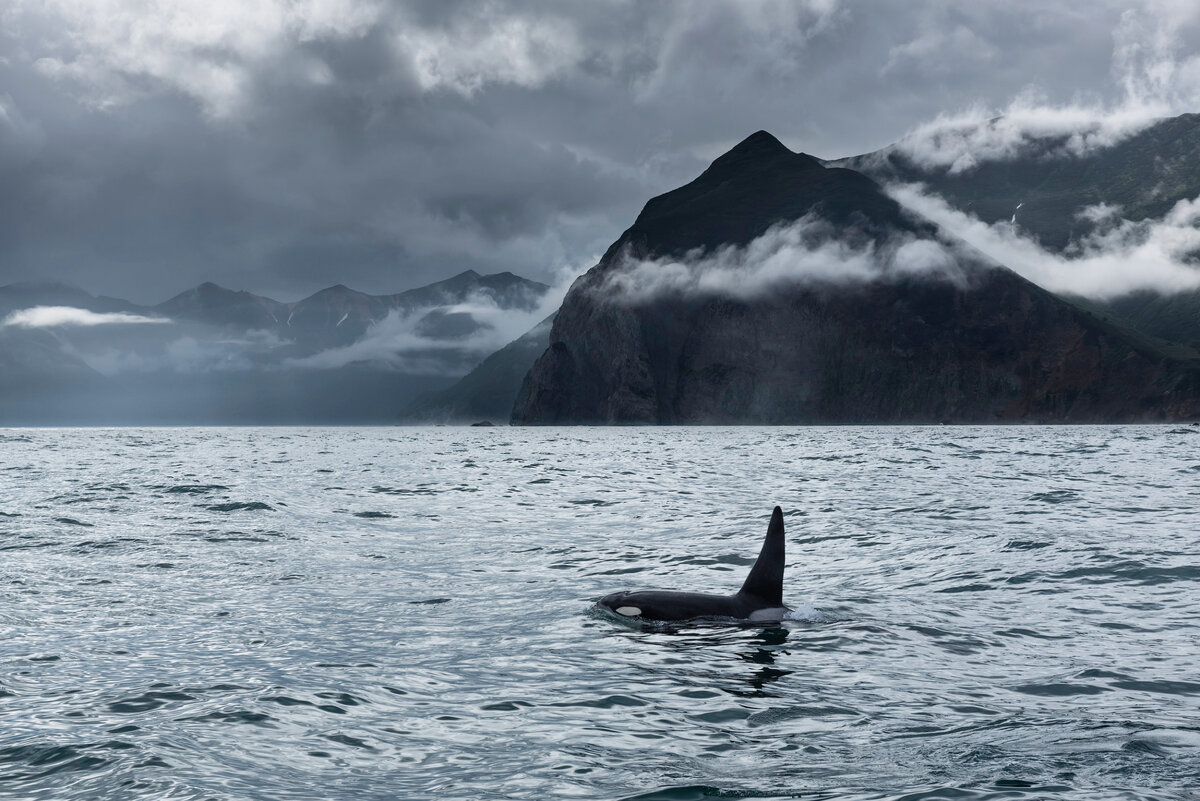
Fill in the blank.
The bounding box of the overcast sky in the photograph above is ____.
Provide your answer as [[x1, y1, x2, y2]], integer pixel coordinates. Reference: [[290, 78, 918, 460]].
[[3, 1, 1200, 303]]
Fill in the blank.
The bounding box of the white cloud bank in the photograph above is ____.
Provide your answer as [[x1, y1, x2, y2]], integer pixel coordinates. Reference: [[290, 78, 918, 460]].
[[888, 183, 1200, 299], [863, 3, 1200, 298], [887, 4, 1200, 173], [596, 216, 967, 303], [889, 95, 1164, 174], [591, 179, 1200, 303], [2, 306, 171, 328]]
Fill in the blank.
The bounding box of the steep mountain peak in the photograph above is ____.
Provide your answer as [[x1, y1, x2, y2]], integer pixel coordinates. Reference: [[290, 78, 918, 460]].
[[617, 129, 908, 260], [155, 283, 285, 332], [478, 271, 550, 292], [701, 130, 823, 180], [181, 282, 261, 299], [193, 282, 231, 294], [438, 270, 485, 290], [159, 282, 227, 303], [718, 130, 791, 160], [307, 283, 363, 299], [407, 270, 485, 296]]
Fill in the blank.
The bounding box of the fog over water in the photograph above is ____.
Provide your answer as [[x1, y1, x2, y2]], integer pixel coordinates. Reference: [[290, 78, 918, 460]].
[[2, 426, 1198, 800]]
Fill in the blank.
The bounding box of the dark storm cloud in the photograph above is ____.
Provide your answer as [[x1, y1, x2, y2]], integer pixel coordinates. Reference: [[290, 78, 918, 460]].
[[2, 1, 1198, 303]]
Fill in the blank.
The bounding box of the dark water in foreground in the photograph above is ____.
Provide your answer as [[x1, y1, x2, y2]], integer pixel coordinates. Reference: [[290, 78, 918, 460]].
[[1, 426, 1199, 800]]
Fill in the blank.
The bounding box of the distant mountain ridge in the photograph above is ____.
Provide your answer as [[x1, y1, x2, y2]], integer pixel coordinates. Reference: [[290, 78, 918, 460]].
[[154, 282, 288, 331], [3, 270, 547, 322], [155, 270, 549, 348], [614, 130, 934, 259], [2, 270, 550, 358], [0, 270, 552, 424]]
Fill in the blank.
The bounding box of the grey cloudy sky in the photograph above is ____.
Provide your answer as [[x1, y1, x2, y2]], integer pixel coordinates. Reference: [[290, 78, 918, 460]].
[[3, 0, 1200, 303]]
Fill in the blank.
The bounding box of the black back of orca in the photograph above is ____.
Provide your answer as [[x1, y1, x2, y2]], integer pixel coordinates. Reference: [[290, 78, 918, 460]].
[[598, 506, 788, 623]]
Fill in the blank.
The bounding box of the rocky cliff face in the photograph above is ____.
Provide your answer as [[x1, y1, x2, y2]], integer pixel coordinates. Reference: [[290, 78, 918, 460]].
[[511, 132, 1200, 424]]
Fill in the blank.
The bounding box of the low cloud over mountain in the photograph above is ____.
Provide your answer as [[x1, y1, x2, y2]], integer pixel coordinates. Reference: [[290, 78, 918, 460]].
[[595, 215, 968, 303], [3, 306, 170, 328]]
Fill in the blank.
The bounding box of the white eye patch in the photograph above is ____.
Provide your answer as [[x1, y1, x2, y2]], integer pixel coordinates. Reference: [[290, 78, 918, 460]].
[[615, 606, 641, 617]]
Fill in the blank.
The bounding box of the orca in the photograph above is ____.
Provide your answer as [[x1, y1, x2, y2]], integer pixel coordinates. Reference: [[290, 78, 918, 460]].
[[597, 506, 789, 623]]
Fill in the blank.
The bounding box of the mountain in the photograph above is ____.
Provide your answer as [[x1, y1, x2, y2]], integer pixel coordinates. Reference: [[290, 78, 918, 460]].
[[282, 284, 391, 348], [389, 270, 548, 313], [839, 113, 1200, 253], [406, 314, 555, 423], [385, 270, 549, 344], [511, 131, 1200, 424], [156, 270, 550, 357], [155, 282, 287, 331], [0, 271, 550, 424], [618, 130, 935, 255]]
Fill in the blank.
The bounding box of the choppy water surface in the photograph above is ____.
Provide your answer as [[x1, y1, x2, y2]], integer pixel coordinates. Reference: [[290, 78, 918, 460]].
[[2, 426, 1199, 800]]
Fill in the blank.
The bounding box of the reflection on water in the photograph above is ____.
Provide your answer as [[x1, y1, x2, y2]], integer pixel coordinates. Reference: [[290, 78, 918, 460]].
[[1, 425, 1199, 800]]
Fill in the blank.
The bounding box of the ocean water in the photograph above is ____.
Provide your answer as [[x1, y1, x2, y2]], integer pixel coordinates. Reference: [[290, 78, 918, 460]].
[[2, 426, 1199, 801]]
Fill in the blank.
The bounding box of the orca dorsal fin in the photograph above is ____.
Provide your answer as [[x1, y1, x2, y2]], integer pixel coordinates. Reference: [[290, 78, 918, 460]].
[[737, 506, 785, 605]]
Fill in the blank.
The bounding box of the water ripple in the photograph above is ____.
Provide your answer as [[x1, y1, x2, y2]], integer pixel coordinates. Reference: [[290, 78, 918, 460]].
[[0, 425, 1197, 800]]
